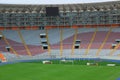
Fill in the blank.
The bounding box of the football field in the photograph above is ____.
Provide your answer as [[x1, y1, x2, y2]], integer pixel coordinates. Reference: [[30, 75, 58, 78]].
[[0, 63, 120, 80]]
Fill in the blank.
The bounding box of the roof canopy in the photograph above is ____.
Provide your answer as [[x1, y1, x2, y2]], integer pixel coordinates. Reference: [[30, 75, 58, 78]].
[[0, 1, 119, 13]]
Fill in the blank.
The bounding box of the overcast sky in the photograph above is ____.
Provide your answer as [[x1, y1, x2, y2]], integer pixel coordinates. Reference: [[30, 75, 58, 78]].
[[0, 0, 117, 4]]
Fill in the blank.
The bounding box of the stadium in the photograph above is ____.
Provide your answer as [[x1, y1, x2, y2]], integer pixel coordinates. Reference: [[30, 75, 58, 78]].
[[0, 0, 120, 80]]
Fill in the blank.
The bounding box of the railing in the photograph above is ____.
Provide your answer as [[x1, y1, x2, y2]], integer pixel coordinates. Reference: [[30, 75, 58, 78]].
[[96, 27, 112, 56], [60, 29, 63, 56], [85, 28, 98, 55], [0, 31, 18, 56], [17, 30, 32, 56], [71, 29, 78, 55], [45, 29, 51, 56]]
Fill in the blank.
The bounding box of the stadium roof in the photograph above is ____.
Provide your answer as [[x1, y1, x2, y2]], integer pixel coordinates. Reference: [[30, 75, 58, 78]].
[[0, 1, 119, 13]]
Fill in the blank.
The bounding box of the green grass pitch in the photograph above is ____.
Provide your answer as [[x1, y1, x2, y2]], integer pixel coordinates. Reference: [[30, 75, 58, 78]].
[[0, 62, 120, 80]]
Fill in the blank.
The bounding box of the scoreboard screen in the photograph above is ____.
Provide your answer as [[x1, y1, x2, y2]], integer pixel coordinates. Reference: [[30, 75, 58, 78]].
[[46, 7, 59, 16]]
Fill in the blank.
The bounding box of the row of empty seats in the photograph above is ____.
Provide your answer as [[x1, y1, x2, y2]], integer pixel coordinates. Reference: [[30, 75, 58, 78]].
[[0, 28, 120, 59]]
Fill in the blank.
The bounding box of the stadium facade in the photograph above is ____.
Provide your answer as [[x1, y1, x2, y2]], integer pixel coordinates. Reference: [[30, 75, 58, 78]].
[[0, 1, 120, 29]]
